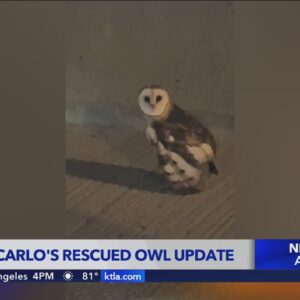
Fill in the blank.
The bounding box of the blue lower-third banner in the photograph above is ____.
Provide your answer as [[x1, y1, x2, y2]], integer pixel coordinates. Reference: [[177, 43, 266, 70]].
[[255, 240, 300, 270]]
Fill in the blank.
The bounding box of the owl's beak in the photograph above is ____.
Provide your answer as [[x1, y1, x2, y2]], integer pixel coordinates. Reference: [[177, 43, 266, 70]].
[[150, 103, 156, 109]]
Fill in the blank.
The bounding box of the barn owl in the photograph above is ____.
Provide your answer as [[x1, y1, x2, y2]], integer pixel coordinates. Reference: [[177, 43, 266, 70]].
[[138, 85, 218, 194]]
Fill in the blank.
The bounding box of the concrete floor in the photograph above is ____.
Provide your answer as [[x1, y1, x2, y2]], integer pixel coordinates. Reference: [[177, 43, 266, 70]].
[[66, 120, 234, 240]]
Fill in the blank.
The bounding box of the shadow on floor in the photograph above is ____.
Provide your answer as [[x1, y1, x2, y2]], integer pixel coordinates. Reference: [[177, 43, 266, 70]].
[[66, 159, 173, 194]]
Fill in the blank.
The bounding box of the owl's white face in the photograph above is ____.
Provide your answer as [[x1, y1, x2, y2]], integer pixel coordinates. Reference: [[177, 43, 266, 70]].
[[138, 87, 171, 118]]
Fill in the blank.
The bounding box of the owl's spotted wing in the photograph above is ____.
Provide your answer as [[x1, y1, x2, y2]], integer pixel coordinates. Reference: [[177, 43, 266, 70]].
[[180, 118, 218, 175], [152, 105, 218, 174]]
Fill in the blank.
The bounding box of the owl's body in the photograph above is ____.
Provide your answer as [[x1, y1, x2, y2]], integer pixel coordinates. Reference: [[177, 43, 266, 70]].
[[139, 86, 218, 194]]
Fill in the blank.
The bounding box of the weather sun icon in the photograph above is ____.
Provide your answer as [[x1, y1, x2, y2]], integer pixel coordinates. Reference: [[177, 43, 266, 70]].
[[63, 271, 74, 282]]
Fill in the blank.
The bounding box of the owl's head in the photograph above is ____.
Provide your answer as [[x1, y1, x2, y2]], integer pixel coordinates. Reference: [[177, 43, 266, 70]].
[[138, 85, 172, 119]]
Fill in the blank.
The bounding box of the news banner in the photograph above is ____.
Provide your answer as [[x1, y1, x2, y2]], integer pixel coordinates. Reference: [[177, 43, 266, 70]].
[[0, 240, 300, 283]]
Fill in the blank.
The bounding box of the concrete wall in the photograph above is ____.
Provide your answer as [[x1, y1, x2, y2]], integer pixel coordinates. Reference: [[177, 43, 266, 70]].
[[66, 1, 233, 128]]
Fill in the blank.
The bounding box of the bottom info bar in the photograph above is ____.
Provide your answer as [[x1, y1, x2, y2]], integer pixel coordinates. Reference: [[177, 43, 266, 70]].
[[1, 270, 300, 283]]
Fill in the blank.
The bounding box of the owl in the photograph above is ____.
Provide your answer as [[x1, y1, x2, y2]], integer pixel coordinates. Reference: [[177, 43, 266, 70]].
[[138, 85, 218, 194]]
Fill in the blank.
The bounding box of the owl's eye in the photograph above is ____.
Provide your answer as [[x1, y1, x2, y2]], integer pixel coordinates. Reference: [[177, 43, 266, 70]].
[[156, 95, 162, 102], [144, 96, 150, 103]]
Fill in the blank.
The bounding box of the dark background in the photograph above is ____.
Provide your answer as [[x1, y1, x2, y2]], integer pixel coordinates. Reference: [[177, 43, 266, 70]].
[[0, 1, 300, 300]]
